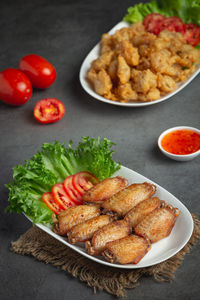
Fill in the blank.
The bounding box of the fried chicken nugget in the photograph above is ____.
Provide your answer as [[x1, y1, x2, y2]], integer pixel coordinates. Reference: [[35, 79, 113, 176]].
[[134, 205, 180, 243], [85, 219, 131, 255], [103, 235, 151, 264], [117, 54, 131, 84], [117, 83, 138, 101], [132, 69, 157, 93], [93, 69, 112, 96], [125, 197, 163, 228], [83, 176, 128, 204], [53, 205, 100, 236], [120, 40, 139, 66], [67, 215, 113, 244], [101, 182, 156, 217]]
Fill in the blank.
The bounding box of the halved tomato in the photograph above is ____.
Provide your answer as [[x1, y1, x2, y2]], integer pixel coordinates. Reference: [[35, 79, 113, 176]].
[[52, 183, 77, 209], [42, 192, 63, 215], [33, 98, 65, 124], [63, 175, 83, 204], [72, 171, 99, 195]]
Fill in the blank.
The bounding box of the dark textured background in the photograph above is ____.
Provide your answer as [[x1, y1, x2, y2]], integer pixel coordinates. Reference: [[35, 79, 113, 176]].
[[0, 0, 199, 299]]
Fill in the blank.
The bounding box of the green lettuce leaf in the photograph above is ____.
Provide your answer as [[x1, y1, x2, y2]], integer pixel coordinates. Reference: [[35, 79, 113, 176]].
[[124, 0, 200, 26], [6, 137, 121, 224]]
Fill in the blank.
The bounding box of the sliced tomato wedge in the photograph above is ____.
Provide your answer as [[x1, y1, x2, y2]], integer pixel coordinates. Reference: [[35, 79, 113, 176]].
[[183, 23, 200, 46], [33, 98, 65, 124], [159, 16, 186, 34], [42, 192, 63, 215], [143, 13, 166, 35], [52, 183, 77, 210], [72, 171, 99, 195], [63, 175, 83, 204]]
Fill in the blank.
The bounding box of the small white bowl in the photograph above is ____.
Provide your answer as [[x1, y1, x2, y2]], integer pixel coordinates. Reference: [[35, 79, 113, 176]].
[[158, 126, 200, 161]]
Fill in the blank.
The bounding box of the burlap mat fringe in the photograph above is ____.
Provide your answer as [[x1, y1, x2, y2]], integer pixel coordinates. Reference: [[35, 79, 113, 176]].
[[11, 214, 200, 298]]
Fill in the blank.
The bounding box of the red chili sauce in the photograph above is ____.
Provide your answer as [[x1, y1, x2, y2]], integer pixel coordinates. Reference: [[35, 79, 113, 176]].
[[161, 129, 200, 155]]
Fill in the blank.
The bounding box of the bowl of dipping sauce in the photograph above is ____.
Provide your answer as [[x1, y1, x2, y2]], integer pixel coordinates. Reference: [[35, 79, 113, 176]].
[[158, 126, 200, 161]]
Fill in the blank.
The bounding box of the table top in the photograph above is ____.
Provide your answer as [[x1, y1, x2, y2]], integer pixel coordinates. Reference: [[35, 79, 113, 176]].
[[0, 0, 199, 299]]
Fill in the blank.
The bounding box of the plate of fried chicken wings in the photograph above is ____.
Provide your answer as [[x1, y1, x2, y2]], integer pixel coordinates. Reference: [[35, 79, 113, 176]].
[[79, 21, 200, 106], [33, 166, 193, 269]]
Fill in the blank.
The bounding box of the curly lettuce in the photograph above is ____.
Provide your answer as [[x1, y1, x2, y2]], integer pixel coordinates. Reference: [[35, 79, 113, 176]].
[[6, 137, 121, 224], [123, 0, 200, 48]]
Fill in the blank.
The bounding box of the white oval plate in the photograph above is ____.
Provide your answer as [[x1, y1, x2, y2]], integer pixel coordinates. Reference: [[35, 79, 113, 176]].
[[79, 21, 200, 107], [32, 165, 193, 269]]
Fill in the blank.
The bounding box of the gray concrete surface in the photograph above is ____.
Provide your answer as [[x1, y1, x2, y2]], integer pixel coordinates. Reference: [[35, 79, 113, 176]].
[[0, 0, 199, 299]]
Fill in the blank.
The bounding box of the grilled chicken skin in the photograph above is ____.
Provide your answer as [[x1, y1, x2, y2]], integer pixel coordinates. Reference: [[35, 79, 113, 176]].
[[83, 176, 128, 204], [125, 197, 164, 228], [101, 182, 156, 217], [134, 205, 180, 243], [85, 219, 131, 255], [53, 205, 100, 236], [103, 234, 151, 264], [67, 215, 113, 244]]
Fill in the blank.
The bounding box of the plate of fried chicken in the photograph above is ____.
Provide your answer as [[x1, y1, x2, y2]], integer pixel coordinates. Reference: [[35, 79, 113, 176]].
[[33, 166, 193, 269], [80, 21, 200, 106]]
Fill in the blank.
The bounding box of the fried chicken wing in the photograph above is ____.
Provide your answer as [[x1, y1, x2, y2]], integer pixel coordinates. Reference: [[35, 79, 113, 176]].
[[134, 205, 180, 243], [82, 176, 128, 205], [101, 182, 156, 217], [85, 220, 131, 255], [103, 235, 151, 264], [53, 205, 100, 236], [125, 197, 163, 228], [67, 215, 113, 244]]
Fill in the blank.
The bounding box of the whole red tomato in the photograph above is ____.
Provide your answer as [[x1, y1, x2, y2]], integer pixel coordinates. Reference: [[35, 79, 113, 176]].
[[0, 68, 32, 106], [19, 54, 57, 89]]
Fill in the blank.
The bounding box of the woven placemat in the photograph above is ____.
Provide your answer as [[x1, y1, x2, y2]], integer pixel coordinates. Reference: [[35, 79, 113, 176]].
[[11, 214, 200, 297]]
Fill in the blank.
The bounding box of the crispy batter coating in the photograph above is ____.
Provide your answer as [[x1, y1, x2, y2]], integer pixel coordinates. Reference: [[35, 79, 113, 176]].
[[83, 176, 128, 204], [132, 69, 157, 93], [85, 220, 131, 255], [53, 205, 100, 236], [103, 235, 151, 264], [92, 51, 114, 72], [101, 182, 156, 217], [157, 74, 176, 93], [108, 58, 118, 81], [93, 69, 112, 96], [134, 205, 180, 243], [117, 83, 138, 101], [117, 55, 131, 84], [119, 40, 139, 66], [67, 215, 113, 244], [125, 197, 163, 228], [87, 24, 200, 103]]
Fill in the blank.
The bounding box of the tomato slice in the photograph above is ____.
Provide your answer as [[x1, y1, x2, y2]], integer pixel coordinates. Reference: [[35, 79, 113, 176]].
[[143, 13, 166, 35], [73, 177, 93, 195], [183, 23, 200, 46], [33, 98, 65, 124], [159, 16, 186, 34], [42, 192, 63, 215], [72, 171, 99, 195], [63, 175, 83, 204], [52, 183, 77, 210]]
